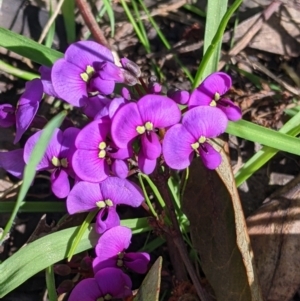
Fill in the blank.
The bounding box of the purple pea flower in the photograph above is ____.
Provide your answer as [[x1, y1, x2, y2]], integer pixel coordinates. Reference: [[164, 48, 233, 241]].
[[188, 72, 242, 121], [24, 127, 80, 198], [0, 149, 25, 178], [111, 94, 181, 174], [66, 177, 144, 233], [0, 104, 15, 127], [163, 106, 228, 170], [93, 226, 150, 274], [72, 117, 131, 182], [15, 78, 44, 144], [51, 41, 116, 107], [39, 66, 59, 98], [68, 267, 132, 301]]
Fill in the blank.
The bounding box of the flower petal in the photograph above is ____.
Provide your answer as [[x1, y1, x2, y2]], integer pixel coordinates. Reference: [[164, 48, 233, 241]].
[[64, 41, 114, 69], [0, 104, 15, 127], [100, 177, 144, 207], [189, 72, 232, 108], [167, 89, 190, 105], [66, 181, 102, 214], [23, 129, 62, 170], [137, 94, 181, 128], [141, 131, 161, 160], [81, 95, 110, 119], [162, 124, 194, 170], [68, 278, 100, 301], [72, 149, 109, 183], [0, 149, 25, 178], [218, 98, 242, 121], [75, 118, 110, 150], [94, 268, 132, 298], [95, 226, 131, 258], [138, 151, 157, 175], [96, 206, 120, 234], [111, 159, 128, 179], [51, 59, 87, 107], [182, 106, 228, 139], [199, 142, 222, 170], [111, 102, 142, 148], [51, 169, 70, 199], [39, 66, 59, 97], [88, 75, 115, 95], [93, 256, 117, 272], [125, 252, 150, 274]]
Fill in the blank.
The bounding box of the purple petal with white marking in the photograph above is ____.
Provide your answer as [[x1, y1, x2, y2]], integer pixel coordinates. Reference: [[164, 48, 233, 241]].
[[72, 149, 109, 182], [189, 72, 232, 108], [111, 102, 143, 148], [100, 177, 144, 207], [182, 106, 227, 139], [67, 181, 102, 214], [23, 128, 62, 170], [163, 124, 194, 170], [51, 59, 87, 107], [0, 149, 25, 178], [51, 169, 70, 198], [199, 142, 222, 170], [137, 94, 181, 128]]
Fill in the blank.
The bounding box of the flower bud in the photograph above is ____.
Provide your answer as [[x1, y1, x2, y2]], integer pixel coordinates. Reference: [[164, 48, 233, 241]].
[[167, 89, 190, 105], [120, 58, 141, 78]]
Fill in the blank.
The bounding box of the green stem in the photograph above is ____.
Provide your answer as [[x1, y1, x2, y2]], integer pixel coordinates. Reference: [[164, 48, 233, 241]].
[[45, 265, 57, 301], [0, 60, 39, 80], [193, 0, 243, 88]]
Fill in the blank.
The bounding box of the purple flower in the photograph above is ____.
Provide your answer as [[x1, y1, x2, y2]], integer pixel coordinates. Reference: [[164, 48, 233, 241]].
[[163, 106, 228, 170], [14, 78, 44, 144], [167, 89, 189, 105], [81, 95, 111, 119], [66, 177, 144, 233], [68, 268, 132, 301], [0, 104, 15, 127], [0, 149, 25, 178], [24, 127, 80, 198], [111, 94, 181, 174], [93, 226, 150, 274], [39, 66, 59, 98], [72, 117, 131, 182], [188, 72, 242, 121], [51, 41, 115, 107]]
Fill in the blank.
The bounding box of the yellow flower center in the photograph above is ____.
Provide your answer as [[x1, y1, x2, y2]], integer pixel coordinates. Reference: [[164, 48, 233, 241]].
[[98, 141, 107, 158], [136, 121, 153, 134], [51, 156, 68, 168], [80, 65, 95, 82]]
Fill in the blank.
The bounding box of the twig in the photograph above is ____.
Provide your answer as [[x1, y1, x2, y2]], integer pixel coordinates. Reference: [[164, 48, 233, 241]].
[[151, 169, 212, 301], [75, 0, 110, 49], [218, 1, 282, 70], [38, 0, 65, 44]]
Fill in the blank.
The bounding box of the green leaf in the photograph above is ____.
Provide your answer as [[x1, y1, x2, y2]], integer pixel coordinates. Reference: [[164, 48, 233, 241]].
[[103, 0, 115, 37], [45, 0, 56, 48], [202, 0, 228, 78], [0, 27, 63, 66], [45, 265, 57, 301], [0, 218, 151, 298], [226, 119, 300, 156], [62, 0, 76, 43], [134, 257, 162, 301], [235, 111, 300, 187], [0, 111, 67, 244]]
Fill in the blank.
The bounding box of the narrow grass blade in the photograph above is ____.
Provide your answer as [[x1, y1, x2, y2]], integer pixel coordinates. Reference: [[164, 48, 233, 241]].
[[0, 27, 63, 66], [45, 0, 56, 48], [202, 0, 228, 78], [62, 0, 76, 43], [193, 0, 243, 88], [0, 111, 67, 244], [0, 202, 66, 213], [235, 111, 300, 187], [226, 119, 300, 156], [103, 0, 115, 37], [45, 265, 57, 301]]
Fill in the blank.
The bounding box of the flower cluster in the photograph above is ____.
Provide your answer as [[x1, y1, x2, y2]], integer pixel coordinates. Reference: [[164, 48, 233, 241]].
[[0, 40, 242, 299]]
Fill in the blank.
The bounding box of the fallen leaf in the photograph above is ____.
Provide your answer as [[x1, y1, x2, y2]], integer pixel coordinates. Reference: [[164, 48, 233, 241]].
[[182, 142, 263, 301]]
